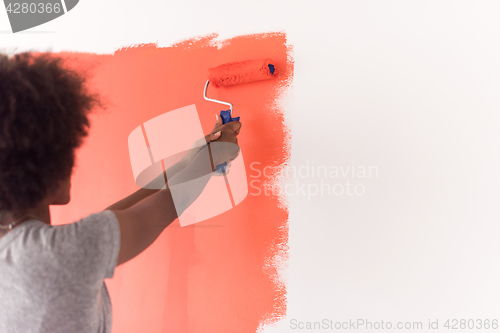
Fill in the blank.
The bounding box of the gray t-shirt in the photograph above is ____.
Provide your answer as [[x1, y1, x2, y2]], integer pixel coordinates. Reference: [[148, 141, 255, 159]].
[[0, 209, 121, 333]]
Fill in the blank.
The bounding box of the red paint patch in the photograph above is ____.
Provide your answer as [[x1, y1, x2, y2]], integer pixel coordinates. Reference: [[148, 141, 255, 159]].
[[50, 32, 293, 333]]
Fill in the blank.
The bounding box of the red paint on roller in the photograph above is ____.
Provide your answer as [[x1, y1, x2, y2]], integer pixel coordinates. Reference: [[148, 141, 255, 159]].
[[50, 32, 293, 333], [208, 58, 274, 88]]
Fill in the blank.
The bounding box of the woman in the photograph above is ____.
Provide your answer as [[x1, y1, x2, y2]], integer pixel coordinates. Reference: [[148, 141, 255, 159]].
[[0, 52, 241, 332]]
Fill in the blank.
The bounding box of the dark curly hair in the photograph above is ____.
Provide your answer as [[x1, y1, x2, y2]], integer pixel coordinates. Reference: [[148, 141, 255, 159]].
[[0, 52, 100, 213]]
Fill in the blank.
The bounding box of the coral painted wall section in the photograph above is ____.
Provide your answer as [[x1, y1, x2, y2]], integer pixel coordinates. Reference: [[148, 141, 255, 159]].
[[50, 32, 293, 333]]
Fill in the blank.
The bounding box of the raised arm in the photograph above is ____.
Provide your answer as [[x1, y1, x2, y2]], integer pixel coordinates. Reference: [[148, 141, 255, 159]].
[[105, 115, 224, 211], [109, 120, 241, 266]]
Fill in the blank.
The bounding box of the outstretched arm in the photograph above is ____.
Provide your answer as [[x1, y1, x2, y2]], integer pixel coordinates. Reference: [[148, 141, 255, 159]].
[[105, 115, 224, 211], [109, 120, 241, 266]]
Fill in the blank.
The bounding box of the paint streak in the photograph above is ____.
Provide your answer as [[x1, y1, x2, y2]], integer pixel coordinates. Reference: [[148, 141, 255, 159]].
[[50, 32, 293, 333]]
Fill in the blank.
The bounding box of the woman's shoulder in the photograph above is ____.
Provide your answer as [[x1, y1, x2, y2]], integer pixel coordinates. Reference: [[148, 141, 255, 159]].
[[0, 210, 119, 254], [0, 210, 120, 281], [0, 219, 47, 252]]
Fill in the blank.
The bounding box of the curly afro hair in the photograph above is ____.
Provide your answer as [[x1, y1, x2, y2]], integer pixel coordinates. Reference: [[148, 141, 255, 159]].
[[0, 52, 100, 213]]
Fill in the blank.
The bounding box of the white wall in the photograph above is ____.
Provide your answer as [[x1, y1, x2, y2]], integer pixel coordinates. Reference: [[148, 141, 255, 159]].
[[2, 1, 500, 332]]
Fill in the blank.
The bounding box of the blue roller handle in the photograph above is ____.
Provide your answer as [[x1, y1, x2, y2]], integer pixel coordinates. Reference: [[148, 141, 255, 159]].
[[214, 110, 240, 174]]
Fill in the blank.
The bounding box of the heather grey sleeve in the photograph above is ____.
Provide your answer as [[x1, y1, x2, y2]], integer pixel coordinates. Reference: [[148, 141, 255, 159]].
[[0, 210, 121, 333], [46, 209, 121, 281]]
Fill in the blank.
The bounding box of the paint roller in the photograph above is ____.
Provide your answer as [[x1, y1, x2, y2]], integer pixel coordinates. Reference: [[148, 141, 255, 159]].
[[203, 58, 276, 173]]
